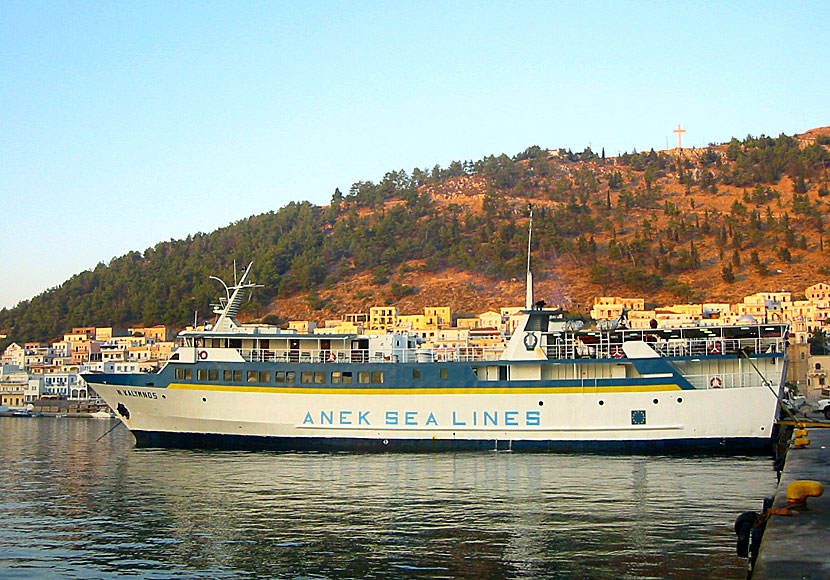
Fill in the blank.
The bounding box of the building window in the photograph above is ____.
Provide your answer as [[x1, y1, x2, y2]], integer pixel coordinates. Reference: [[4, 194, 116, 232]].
[[816, 363, 822, 370]]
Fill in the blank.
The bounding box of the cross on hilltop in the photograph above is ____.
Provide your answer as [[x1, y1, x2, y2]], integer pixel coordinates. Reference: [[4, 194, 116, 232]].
[[673, 124, 686, 149]]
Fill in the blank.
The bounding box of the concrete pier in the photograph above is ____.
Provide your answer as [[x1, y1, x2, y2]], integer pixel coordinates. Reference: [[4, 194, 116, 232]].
[[752, 423, 830, 579]]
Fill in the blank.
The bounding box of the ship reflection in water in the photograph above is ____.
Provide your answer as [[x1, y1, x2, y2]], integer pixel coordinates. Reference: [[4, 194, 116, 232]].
[[0, 417, 775, 579]]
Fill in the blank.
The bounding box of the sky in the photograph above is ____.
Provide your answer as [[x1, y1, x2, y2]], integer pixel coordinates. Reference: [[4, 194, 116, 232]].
[[1, 1, 829, 309]]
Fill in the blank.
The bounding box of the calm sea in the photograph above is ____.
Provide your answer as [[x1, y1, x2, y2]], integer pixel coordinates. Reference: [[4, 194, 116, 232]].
[[0, 417, 776, 580]]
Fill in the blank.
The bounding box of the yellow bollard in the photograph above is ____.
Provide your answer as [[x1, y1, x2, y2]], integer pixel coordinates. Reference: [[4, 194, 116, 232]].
[[786, 480, 825, 506]]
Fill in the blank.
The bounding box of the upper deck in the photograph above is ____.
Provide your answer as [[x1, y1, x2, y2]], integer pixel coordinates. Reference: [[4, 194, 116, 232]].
[[174, 320, 788, 365]]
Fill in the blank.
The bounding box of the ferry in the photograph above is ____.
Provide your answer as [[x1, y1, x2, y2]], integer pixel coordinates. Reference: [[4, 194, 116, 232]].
[[82, 262, 789, 453]]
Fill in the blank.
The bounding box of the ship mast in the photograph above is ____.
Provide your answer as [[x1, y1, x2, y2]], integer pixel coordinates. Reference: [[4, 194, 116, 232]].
[[525, 206, 534, 309], [209, 262, 263, 332]]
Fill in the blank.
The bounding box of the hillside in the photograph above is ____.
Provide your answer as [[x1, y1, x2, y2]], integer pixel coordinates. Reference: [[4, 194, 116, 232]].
[[2, 127, 830, 343]]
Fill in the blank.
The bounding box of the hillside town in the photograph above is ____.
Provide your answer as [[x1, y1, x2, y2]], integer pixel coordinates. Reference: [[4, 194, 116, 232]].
[[3, 282, 830, 413]]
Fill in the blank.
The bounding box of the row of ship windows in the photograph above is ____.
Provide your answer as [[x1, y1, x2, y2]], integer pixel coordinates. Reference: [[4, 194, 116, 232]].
[[173, 367, 449, 384]]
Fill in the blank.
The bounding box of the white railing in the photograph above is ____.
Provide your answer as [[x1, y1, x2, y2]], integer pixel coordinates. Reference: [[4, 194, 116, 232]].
[[545, 336, 786, 360], [684, 372, 778, 390], [240, 347, 506, 364]]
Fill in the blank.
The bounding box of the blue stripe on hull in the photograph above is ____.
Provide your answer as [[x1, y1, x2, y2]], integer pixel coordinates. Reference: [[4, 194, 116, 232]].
[[131, 430, 773, 455]]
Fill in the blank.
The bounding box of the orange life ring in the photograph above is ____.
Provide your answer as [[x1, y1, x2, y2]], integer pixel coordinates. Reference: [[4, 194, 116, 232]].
[[327, 352, 336, 363], [709, 342, 721, 355], [611, 346, 624, 359], [198, 350, 208, 360], [709, 376, 722, 389]]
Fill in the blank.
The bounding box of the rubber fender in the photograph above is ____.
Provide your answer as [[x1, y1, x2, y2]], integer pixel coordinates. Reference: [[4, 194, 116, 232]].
[[786, 480, 825, 505], [794, 429, 808, 438], [734, 511, 758, 557], [794, 437, 811, 447]]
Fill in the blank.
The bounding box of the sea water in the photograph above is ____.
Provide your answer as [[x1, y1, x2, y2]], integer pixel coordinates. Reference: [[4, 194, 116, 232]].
[[0, 417, 776, 579]]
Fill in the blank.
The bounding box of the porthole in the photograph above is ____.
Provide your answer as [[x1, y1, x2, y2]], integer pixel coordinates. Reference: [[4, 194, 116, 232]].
[[202, 397, 207, 402], [598, 400, 605, 406], [677, 397, 683, 403], [161, 394, 166, 399], [653, 398, 659, 405], [538, 400, 544, 407], [761, 426, 765, 431]]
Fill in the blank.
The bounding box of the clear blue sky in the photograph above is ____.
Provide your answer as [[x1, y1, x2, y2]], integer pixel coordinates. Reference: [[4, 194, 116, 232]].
[[1, 1, 828, 309]]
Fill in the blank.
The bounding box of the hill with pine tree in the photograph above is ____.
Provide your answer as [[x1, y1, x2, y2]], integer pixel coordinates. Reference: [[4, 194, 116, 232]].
[[2, 127, 830, 344]]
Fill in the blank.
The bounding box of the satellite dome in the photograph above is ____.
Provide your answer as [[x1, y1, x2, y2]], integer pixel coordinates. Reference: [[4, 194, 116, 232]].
[[737, 315, 758, 324]]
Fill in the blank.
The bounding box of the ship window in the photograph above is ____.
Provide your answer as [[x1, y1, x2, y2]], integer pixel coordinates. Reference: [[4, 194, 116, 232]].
[[259, 371, 271, 383], [371, 371, 384, 384], [184, 368, 193, 380], [358, 371, 370, 384], [224, 370, 232, 381], [248, 371, 258, 383], [301, 372, 313, 384], [342, 372, 353, 384], [315, 372, 325, 384], [332, 371, 342, 384], [440, 368, 448, 379], [275, 371, 285, 383], [233, 370, 243, 382], [413, 369, 421, 379], [197, 369, 208, 381], [286, 372, 296, 384], [175, 368, 185, 380], [229, 339, 242, 349], [208, 369, 218, 381]]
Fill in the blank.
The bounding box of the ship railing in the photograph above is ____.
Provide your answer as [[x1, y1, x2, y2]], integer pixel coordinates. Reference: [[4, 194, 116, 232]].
[[240, 347, 504, 364], [545, 336, 786, 360], [684, 372, 780, 390]]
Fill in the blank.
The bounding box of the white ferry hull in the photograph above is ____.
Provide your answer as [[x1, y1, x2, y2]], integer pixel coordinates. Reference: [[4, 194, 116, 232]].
[[88, 380, 780, 453]]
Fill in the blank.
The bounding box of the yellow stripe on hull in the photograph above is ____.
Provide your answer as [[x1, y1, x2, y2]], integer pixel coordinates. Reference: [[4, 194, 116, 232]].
[[166, 383, 683, 395]]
